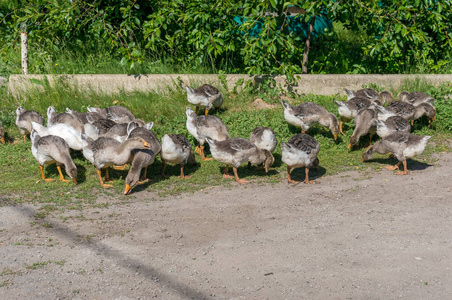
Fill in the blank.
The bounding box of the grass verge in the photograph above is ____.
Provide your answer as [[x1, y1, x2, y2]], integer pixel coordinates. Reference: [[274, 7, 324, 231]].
[[0, 78, 451, 210]]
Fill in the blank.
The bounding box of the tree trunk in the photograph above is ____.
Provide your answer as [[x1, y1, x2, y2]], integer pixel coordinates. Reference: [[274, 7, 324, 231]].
[[302, 16, 316, 74]]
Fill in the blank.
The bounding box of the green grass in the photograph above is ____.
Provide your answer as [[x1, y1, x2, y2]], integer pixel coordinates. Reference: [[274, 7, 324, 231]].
[[0, 79, 451, 210], [0, 45, 220, 78]]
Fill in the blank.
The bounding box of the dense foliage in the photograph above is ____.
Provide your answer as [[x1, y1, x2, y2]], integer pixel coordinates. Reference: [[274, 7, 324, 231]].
[[1, 0, 452, 76]]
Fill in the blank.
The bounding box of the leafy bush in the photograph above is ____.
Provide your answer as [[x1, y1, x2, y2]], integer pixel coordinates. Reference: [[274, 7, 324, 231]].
[[2, 1, 452, 77]]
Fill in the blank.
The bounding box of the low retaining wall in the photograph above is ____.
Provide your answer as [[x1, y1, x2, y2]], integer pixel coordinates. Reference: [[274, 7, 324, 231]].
[[7, 74, 452, 97]]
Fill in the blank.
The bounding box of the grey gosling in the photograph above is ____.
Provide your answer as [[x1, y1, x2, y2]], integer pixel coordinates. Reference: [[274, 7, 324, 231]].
[[348, 108, 377, 149], [345, 88, 393, 104], [160, 134, 196, 179], [398, 91, 435, 106], [65, 108, 103, 124], [362, 131, 432, 175], [87, 105, 135, 124], [31, 130, 77, 184], [47, 106, 84, 133], [375, 116, 411, 138], [281, 100, 339, 140], [186, 107, 230, 161], [248, 126, 277, 170], [86, 114, 117, 135], [281, 133, 320, 184], [375, 102, 436, 125], [334, 97, 372, 135], [16, 106, 45, 142], [411, 102, 436, 125], [185, 84, 223, 115], [124, 122, 161, 195], [91, 136, 151, 188], [206, 137, 273, 184]]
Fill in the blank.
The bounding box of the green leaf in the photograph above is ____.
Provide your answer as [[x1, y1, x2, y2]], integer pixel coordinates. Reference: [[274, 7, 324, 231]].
[[269, 0, 277, 9]]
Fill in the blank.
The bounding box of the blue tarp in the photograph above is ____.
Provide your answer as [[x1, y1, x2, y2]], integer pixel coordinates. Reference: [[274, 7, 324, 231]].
[[233, 15, 332, 39]]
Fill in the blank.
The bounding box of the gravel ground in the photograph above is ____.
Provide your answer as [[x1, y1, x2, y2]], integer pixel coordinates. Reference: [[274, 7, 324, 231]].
[[1, 152, 451, 299]]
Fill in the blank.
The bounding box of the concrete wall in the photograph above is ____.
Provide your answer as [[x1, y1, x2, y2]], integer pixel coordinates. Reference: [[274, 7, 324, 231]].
[[7, 74, 452, 97]]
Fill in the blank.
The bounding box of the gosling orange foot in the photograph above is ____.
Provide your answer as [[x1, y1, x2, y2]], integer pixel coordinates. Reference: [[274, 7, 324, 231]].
[[233, 167, 248, 184], [194, 146, 201, 155], [235, 178, 249, 185], [384, 165, 399, 171], [303, 168, 316, 184], [384, 160, 401, 171], [394, 160, 408, 175], [39, 166, 55, 182], [179, 175, 192, 179], [57, 166, 73, 183], [137, 179, 149, 185], [97, 169, 112, 188], [286, 166, 299, 184], [112, 164, 127, 171], [395, 171, 409, 175], [103, 168, 114, 182]]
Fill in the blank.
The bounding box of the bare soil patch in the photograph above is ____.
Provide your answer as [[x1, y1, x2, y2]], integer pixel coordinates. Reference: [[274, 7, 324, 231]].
[[251, 98, 277, 110], [1, 152, 452, 299]]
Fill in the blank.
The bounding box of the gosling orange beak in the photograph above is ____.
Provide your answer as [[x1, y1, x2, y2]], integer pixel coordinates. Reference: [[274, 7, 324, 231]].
[[334, 134, 337, 141], [143, 141, 150, 149], [347, 143, 352, 150], [124, 184, 132, 195], [73, 178, 77, 184], [0, 138, 5, 144]]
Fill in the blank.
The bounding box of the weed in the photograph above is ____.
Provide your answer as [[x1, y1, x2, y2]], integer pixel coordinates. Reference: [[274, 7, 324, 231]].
[[42, 222, 52, 228], [12, 242, 34, 246], [34, 212, 48, 220], [54, 260, 66, 266], [0, 280, 10, 287], [0, 269, 20, 276], [78, 234, 95, 242], [25, 261, 50, 270]]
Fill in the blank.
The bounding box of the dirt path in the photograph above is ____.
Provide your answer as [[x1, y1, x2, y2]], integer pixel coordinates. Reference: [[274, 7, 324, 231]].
[[1, 152, 452, 299]]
